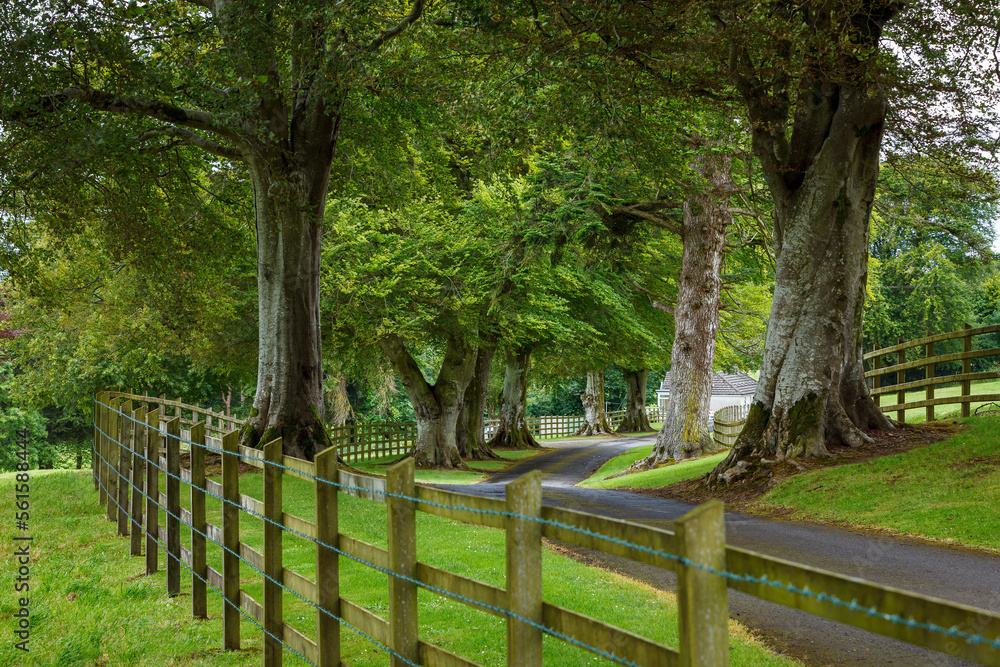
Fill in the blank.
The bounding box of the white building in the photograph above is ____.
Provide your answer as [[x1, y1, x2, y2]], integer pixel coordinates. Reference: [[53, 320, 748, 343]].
[[655, 371, 757, 413]]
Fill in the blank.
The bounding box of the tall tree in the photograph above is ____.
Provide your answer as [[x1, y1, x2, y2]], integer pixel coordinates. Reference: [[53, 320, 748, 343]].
[[574, 369, 615, 436], [1, 0, 431, 459], [647, 150, 734, 461], [616, 368, 653, 434], [323, 196, 495, 467], [710, 1, 999, 473], [516, 0, 998, 474]]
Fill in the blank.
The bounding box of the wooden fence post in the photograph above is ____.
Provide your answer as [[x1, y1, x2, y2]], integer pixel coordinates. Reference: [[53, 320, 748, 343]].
[[263, 438, 284, 667], [96, 392, 107, 499], [315, 446, 341, 667], [963, 323, 972, 418], [676, 500, 729, 667], [130, 406, 146, 557], [117, 400, 133, 536], [222, 430, 241, 650], [145, 409, 160, 575], [166, 416, 181, 597], [106, 396, 119, 522], [387, 458, 418, 667], [873, 356, 881, 409], [190, 422, 208, 619], [93, 391, 101, 491], [925, 334, 935, 422], [897, 340, 906, 424], [506, 470, 543, 667]]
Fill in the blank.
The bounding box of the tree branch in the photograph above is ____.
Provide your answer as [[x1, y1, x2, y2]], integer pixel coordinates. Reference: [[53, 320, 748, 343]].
[[611, 203, 682, 236], [6, 86, 239, 143], [630, 279, 675, 314], [137, 127, 242, 160], [366, 0, 426, 52]]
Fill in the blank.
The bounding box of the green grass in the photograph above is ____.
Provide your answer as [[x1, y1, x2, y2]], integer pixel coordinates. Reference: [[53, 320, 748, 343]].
[[0, 468, 796, 666], [350, 448, 548, 484], [344, 425, 664, 486], [877, 378, 1000, 424], [578, 446, 729, 489], [758, 416, 1000, 552]]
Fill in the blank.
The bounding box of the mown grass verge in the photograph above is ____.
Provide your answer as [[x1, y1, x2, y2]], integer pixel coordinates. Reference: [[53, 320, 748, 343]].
[[0, 468, 796, 666], [578, 445, 729, 490], [758, 416, 1000, 552]]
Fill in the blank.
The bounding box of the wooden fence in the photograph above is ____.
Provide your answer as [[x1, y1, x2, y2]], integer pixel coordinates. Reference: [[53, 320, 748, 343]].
[[485, 407, 668, 442], [93, 391, 1000, 666], [328, 422, 418, 462], [712, 403, 751, 448], [864, 324, 1000, 423], [109, 393, 669, 465]]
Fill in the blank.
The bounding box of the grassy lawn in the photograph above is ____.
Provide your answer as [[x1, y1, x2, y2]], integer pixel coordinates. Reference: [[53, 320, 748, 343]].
[[579, 445, 729, 490], [350, 448, 548, 484], [0, 468, 796, 666], [877, 378, 1000, 424], [759, 416, 1000, 552]]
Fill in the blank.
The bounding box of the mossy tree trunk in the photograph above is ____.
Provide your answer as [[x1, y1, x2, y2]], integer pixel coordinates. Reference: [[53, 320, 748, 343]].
[[487, 347, 540, 450], [381, 333, 477, 468], [457, 346, 498, 459], [616, 369, 653, 434], [710, 84, 894, 483], [325, 374, 353, 428], [573, 370, 615, 436], [242, 145, 338, 461], [648, 151, 732, 463]]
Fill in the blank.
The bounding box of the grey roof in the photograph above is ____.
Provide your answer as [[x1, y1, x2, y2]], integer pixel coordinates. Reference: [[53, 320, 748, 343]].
[[658, 371, 757, 396]]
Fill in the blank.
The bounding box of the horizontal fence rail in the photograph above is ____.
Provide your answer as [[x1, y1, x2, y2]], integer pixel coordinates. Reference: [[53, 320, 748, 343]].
[[328, 422, 417, 463], [485, 407, 669, 443], [864, 324, 1000, 423], [712, 403, 751, 448], [92, 391, 1000, 666]]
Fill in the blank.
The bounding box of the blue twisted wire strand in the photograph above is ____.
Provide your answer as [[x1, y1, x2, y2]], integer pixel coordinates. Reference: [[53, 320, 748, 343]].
[[94, 421, 644, 667], [92, 450, 318, 666], [96, 399, 1000, 654], [92, 437, 421, 667]]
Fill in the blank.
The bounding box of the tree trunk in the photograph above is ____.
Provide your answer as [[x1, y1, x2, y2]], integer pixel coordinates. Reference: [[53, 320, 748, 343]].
[[711, 85, 893, 482], [381, 333, 477, 468], [457, 346, 498, 459], [487, 347, 540, 450], [616, 369, 653, 434], [241, 149, 335, 460], [648, 152, 732, 463], [573, 370, 616, 436], [325, 374, 353, 427]]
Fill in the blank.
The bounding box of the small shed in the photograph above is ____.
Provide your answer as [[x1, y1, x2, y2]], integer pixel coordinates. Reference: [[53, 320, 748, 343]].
[[655, 371, 757, 413]]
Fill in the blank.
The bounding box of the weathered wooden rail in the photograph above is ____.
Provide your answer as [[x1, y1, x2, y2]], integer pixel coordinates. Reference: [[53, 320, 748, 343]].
[[484, 407, 669, 443], [93, 391, 1000, 666], [114, 392, 668, 464], [864, 324, 1000, 423], [712, 403, 751, 448]]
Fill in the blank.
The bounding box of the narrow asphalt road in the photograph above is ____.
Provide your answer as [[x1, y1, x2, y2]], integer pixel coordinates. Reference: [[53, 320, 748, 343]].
[[437, 435, 1000, 666]]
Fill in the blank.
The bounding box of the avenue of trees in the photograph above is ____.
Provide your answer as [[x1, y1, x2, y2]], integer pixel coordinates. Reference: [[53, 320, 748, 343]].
[[1, 1, 998, 476]]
